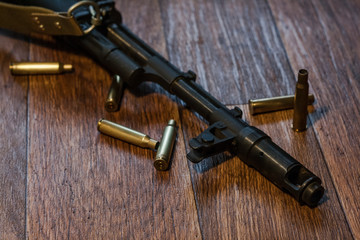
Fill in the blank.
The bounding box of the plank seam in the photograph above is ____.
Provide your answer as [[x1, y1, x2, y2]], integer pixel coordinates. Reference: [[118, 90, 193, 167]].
[[24, 38, 31, 240]]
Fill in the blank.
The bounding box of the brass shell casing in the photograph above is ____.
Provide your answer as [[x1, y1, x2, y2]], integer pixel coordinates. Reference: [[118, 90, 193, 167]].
[[249, 94, 314, 115], [9, 62, 73, 75], [292, 69, 310, 131], [105, 75, 124, 112], [154, 120, 177, 171], [97, 119, 159, 149]]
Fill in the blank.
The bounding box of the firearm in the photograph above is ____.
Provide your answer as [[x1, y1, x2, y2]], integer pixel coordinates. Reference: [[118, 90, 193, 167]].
[[0, 0, 324, 207]]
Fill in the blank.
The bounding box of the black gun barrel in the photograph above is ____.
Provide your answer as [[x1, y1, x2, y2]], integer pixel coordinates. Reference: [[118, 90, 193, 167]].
[[171, 79, 324, 207]]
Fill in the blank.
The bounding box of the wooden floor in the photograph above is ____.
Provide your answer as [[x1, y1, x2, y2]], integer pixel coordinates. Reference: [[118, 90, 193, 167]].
[[1, 0, 359, 239]]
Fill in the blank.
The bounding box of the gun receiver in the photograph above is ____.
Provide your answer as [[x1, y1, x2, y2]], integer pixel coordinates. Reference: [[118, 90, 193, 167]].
[[3, 0, 324, 207]]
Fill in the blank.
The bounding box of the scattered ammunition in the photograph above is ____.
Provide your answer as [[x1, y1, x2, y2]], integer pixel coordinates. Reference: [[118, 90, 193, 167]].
[[154, 120, 177, 171], [292, 69, 310, 131], [97, 119, 159, 149], [249, 94, 315, 115], [105, 75, 124, 112], [9, 62, 73, 75]]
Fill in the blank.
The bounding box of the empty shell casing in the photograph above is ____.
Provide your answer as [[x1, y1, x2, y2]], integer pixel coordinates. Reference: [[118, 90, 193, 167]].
[[249, 94, 315, 115], [9, 62, 73, 75], [154, 120, 177, 171], [293, 69, 310, 131], [97, 119, 159, 149], [105, 75, 124, 112]]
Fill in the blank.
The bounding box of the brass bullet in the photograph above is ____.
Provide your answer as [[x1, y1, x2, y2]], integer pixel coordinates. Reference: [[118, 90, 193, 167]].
[[9, 62, 73, 75], [105, 75, 124, 112], [154, 120, 177, 171], [293, 69, 310, 131], [249, 94, 315, 115], [97, 119, 159, 149]]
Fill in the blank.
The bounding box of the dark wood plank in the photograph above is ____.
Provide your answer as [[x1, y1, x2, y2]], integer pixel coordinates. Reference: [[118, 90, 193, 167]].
[[1, 0, 357, 238], [25, 1, 201, 239], [180, 104, 352, 239], [0, 30, 28, 240], [267, 0, 360, 238], [115, 0, 168, 58], [158, 0, 295, 104]]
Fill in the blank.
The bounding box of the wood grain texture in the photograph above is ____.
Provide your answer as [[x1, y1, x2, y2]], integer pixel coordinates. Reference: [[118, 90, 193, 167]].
[[180, 104, 353, 239], [25, 1, 201, 239], [0, 30, 28, 240], [267, 0, 360, 238], [1, 0, 359, 239], [158, 0, 295, 104]]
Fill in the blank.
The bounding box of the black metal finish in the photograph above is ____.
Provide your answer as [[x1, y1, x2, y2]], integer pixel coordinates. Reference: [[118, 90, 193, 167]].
[[5, 0, 325, 207]]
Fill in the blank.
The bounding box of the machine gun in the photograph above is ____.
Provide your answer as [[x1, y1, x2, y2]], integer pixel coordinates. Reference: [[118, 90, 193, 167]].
[[0, 0, 324, 207]]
